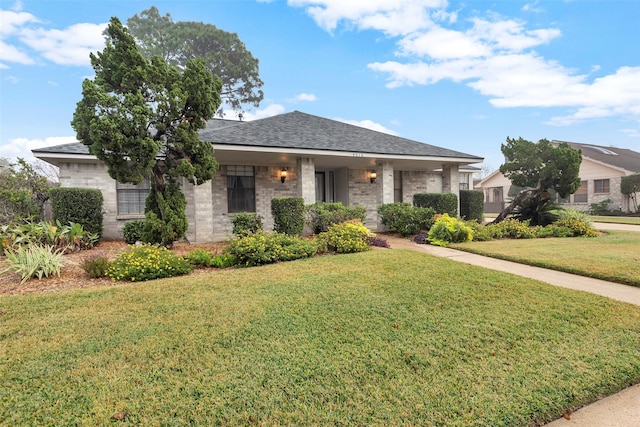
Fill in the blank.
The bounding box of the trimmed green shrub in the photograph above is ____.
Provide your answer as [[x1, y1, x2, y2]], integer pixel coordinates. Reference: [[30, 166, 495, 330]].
[[427, 214, 473, 247], [1, 244, 65, 284], [459, 190, 484, 222], [210, 253, 238, 268], [225, 231, 317, 267], [232, 212, 263, 237], [81, 254, 110, 278], [106, 244, 193, 281], [183, 248, 214, 268], [377, 203, 436, 236], [488, 218, 537, 239], [413, 193, 457, 216], [306, 202, 367, 234], [122, 220, 145, 244], [316, 220, 372, 254], [272, 197, 305, 236], [49, 187, 104, 238]]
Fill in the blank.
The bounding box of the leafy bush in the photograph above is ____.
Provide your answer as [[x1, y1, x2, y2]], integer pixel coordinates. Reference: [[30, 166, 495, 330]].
[[413, 231, 429, 244], [555, 208, 592, 224], [141, 180, 187, 246], [0, 158, 50, 225], [427, 214, 473, 247], [367, 235, 390, 248], [306, 202, 367, 234], [106, 244, 193, 281], [1, 244, 65, 284], [49, 187, 104, 238], [122, 220, 145, 244], [511, 195, 560, 226], [272, 197, 305, 236], [0, 220, 98, 254], [459, 190, 484, 222], [377, 203, 435, 236], [413, 193, 458, 216], [553, 218, 598, 237], [316, 220, 372, 254], [589, 199, 616, 216], [183, 248, 214, 268], [224, 232, 317, 267], [486, 218, 537, 240], [81, 254, 110, 278], [210, 253, 238, 268], [232, 212, 263, 237]]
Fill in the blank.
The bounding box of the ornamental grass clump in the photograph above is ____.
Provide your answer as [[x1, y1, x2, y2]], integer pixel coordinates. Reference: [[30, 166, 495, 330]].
[[2, 244, 65, 284], [106, 244, 193, 282], [427, 214, 473, 247], [80, 254, 111, 278], [316, 220, 372, 254]]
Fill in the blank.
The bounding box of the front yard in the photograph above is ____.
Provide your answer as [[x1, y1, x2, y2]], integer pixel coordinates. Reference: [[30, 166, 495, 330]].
[[1, 249, 639, 426]]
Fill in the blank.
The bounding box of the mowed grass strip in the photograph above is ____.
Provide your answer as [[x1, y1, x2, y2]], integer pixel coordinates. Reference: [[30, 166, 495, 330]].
[[1, 250, 640, 426], [590, 216, 640, 225], [452, 230, 640, 286]]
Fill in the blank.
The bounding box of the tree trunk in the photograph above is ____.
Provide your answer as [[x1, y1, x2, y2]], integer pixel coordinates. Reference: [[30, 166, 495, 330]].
[[491, 188, 543, 224]]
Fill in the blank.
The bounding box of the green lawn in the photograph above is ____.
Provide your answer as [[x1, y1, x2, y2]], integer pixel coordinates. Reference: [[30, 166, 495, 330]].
[[591, 216, 640, 225], [452, 230, 640, 287], [2, 250, 640, 426]]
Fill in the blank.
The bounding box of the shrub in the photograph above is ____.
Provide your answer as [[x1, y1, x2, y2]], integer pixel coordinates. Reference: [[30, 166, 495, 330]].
[[555, 208, 593, 224], [0, 158, 50, 225], [589, 199, 617, 216], [81, 255, 111, 278], [306, 202, 367, 234], [272, 197, 305, 236], [210, 253, 238, 268], [122, 220, 145, 244], [511, 195, 560, 226], [488, 218, 537, 239], [224, 232, 317, 267], [141, 180, 187, 246], [183, 248, 214, 268], [427, 214, 473, 247], [621, 174, 640, 212], [232, 212, 263, 237], [1, 244, 65, 284], [413, 231, 429, 244], [49, 187, 104, 238], [0, 220, 98, 254], [413, 193, 457, 216], [316, 220, 371, 254], [367, 236, 390, 248], [459, 190, 484, 222], [553, 218, 598, 237], [377, 203, 435, 236], [106, 244, 193, 281]]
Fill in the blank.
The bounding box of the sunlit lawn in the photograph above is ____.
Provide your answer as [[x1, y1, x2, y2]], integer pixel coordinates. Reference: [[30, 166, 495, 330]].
[[452, 230, 640, 287], [2, 250, 640, 426], [591, 216, 640, 225]]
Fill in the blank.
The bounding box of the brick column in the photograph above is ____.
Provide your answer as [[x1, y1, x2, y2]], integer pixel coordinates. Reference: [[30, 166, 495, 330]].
[[297, 157, 316, 204], [441, 164, 460, 215], [375, 161, 394, 231], [191, 180, 214, 243]]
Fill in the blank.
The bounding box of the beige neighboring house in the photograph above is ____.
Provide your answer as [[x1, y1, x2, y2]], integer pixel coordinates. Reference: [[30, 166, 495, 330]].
[[33, 111, 483, 243], [476, 141, 640, 214]]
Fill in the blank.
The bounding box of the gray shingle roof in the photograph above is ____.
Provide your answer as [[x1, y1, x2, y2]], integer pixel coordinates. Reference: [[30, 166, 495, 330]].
[[553, 140, 640, 173], [33, 110, 483, 161]]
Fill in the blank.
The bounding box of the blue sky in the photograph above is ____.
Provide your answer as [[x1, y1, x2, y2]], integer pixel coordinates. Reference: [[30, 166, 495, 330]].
[[1, 0, 639, 173]]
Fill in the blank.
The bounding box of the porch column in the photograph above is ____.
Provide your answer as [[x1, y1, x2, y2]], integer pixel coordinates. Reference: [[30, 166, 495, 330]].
[[191, 180, 214, 243], [376, 161, 394, 206], [297, 157, 316, 204], [441, 164, 460, 215]]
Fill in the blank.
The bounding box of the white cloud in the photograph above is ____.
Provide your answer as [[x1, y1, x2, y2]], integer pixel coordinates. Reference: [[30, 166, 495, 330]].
[[5, 75, 19, 83], [239, 104, 287, 121], [289, 92, 318, 102], [522, 1, 544, 13], [620, 128, 640, 138], [0, 136, 76, 162], [334, 118, 399, 135]]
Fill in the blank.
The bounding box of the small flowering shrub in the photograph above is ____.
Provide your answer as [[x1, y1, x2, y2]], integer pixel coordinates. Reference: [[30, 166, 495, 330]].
[[553, 218, 598, 237], [316, 220, 371, 254], [428, 214, 473, 247], [210, 253, 238, 268], [81, 254, 111, 278], [183, 248, 214, 268], [487, 218, 537, 240], [224, 231, 317, 267], [106, 244, 193, 282]]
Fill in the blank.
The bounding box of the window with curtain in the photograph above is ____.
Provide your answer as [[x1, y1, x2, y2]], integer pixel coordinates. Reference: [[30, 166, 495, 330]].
[[594, 179, 610, 194], [573, 180, 588, 203], [117, 179, 150, 215], [227, 166, 255, 213]]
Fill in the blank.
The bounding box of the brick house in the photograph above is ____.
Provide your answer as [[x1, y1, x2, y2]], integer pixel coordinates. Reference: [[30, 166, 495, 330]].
[[476, 141, 640, 214], [33, 111, 483, 243]]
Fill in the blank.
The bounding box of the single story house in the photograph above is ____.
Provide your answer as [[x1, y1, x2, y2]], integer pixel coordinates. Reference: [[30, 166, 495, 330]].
[[476, 140, 640, 214], [33, 111, 483, 243]]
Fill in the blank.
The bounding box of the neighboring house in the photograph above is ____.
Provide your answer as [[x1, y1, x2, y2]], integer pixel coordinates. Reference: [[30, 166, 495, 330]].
[[33, 111, 483, 243], [476, 141, 640, 214]]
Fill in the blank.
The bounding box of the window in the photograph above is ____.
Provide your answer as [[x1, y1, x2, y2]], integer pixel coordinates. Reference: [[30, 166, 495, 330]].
[[492, 187, 503, 202], [227, 166, 255, 212], [573, 180, 588, 203], [394, 170, 403, 203], [117, 179, 150, 215], [594, 179, 610, 194], [459, 183, 469, 190], [459, 173, 469, 191]]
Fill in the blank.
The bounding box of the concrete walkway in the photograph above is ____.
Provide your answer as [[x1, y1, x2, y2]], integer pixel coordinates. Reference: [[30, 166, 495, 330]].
[[381, 225, 640, 427]]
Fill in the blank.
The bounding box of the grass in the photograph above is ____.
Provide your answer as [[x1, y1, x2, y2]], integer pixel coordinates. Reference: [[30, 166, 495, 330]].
[[590, 216, 640, 225], [452, 230, 640, 287], [1, 250, 640, 426]]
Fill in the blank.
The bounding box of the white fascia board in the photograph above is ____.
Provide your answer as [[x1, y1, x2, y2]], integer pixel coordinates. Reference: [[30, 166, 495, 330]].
[[33, 152, 97, 161], [212, 144, 483, 164]]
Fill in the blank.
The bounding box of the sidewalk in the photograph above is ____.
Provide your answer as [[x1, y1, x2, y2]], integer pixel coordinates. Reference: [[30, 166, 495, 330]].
[[381, 233, 640, 426]]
